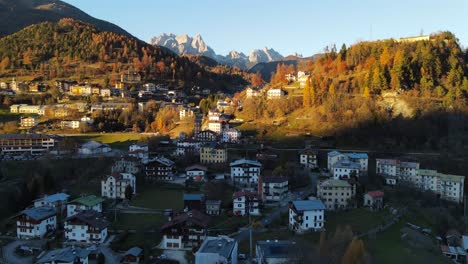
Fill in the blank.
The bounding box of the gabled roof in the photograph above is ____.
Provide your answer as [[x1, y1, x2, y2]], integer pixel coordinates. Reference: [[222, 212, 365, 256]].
[[346, 153, 368, 159], [233, 190, 259, 200], [19, 206, 56, 221], [66, 210, 108, 229], [206, 200, 221, 206], [300, 148, 318, 155], [161, 210, 210, 230], [230, 159, 261, 167], [197, 236, 237, 259], [184, 193, 205, 201], [366, 191, 384, 198], [334, 160, 360, 170], [186, 164, 208, 172], [292, 200, 325, 211], [69, 195, 104, 207], [36, 247, 90, 264], [318, 179, 351, 188], [263, 176, 288, 184], [124, 246, 143, 257], [328, 150, 343, 157], [34, 193, 70, 203]]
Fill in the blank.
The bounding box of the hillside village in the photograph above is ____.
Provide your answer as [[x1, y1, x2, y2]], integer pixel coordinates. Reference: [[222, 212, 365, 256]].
[[0, 69, 466, 263]]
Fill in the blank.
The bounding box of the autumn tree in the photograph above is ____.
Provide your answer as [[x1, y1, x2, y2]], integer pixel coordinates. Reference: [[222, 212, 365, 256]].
[[342, 238, 367, 264], [303, 77, 312, 108], [251, 71, 264, 87]]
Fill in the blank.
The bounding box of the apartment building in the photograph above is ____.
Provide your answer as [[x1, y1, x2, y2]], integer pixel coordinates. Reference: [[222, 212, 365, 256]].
[[317, 179, 355, 210]]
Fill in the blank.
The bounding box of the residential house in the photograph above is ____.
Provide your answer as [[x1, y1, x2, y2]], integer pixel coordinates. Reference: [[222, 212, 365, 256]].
[[230, 159, 262, 188], [256, 240, 298, 264], [65, 210, 108, 244], [222, 128, 241, 143], [78, 141, 111, 155], [128, 143, 149, 161], [186, 164, 208, 182], [317, 179, 355, 210], [10, 104, 43, 114], [216, 99, 230, 111], [20, 116, 38, 127], [0, 134, 58, 155], [112, 156, 141, 174], [246, 87, 260, 98], [60, 120, 81, 129], [67, 195, 104, 217], [260, 176, 289, 202], [101, 173, 136, 199], [328, 151, 368, 175], [121, 72, 141, 84], [16, 206, 57, 239], [415, 169, 465, 203], [200, 143, 227, 164], [207, 121, 224, 134], [145, 156, 175, 181], [289, 199, 325, 233], [196, 130, 218, 142], [299, 148, 318, 169], [332, 160, 360, 179], [184, 194, 205, 211], [195, 236, 238, 264], [122, 247, 144, 264], [440, 245, 466, 263], [376, 159, 419, 179], [100, 88, 111, 97], [233, 191, 260, 216], [363, 191, 384, 210], [160, 210, 210, 249], [180, 108, 194, 120], [176, 140, 202, 156], [36, 247, 90, 264], [205, 200, 222, 216], [33, 193, 70, 212], [266, 88, 285, 99]]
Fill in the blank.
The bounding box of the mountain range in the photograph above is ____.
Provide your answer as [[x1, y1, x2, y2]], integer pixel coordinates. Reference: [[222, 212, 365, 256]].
[[0, 0, 131, 37], [150, 33, 284, 69]]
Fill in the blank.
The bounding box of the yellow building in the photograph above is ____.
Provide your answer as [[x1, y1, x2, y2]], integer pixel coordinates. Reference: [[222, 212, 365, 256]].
[[200, 143, 227, 164]]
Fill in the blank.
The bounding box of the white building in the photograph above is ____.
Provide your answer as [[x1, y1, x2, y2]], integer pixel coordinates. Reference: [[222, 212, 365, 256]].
[[64, 210, 108, 244], [36, 247, 90, 264], [207, 121, 224, 134], [195, 236, 238, 264], [20, 116, 38, 127], [101, 173, 136, 199], [332, 160, 360, 179], [16, 206, 56, 239], [266, 88, 285, 99], [376, 159, 419, 179], [66, 195, 104, 217], [10, 104, 44, 115], [33, 193, 70, 212], [186, 164, 208, 181], [261, 176, 289, 202], [60, 120, 80, 129], [289, 199, 325, 233], [129, 143, 148, 153], [363, 191, 384, 210], [222, 128, 241, 143], [233, 191, 261, 216], [78, 141, 111, 155], [317, 179, 355, 210], [328, 151, 368, 175], [246, 87, 260, 98], [180, 108, 194, 119], [415, 169, 465, 203], [230, 159, 262, 188], [256, 240, 298, 264], [111, 157, 140, 174], [299, 148, 318, 169]]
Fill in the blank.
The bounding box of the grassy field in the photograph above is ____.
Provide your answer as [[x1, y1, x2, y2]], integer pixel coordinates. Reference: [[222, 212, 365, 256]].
[[325, 208, 391, 236], [366, 220, 450, 264], [65, 133, 149, 150], [0, 108, 19, 122], [130, 185, 184, 211]]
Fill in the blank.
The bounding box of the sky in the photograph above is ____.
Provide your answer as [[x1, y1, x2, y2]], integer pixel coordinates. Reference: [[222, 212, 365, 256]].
[[63, 0, 467, 57]]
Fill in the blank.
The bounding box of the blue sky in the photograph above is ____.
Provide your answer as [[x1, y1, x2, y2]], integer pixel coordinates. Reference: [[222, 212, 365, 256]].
[[63, 0, 467, 57]]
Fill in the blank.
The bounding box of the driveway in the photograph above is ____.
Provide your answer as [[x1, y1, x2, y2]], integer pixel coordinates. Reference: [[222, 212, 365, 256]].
[[2, 240, 33, 264], [163, 249, 188, 264]]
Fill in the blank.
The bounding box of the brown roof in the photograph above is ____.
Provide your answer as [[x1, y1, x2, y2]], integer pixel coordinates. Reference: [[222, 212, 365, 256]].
[[233, 190, 259, 200], [160, 210, 210, 231], [367, 191, 384, 198], [66, 210, 108, 229]]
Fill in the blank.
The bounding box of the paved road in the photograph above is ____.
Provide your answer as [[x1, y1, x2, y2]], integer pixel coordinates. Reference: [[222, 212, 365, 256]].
[[99, 235, 121, 264], [2, 240, 33, 264]]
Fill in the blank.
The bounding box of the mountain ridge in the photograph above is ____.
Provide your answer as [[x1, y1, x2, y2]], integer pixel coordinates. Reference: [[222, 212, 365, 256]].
[[150, 33, 285, 69], [0, 0, 132, 38]]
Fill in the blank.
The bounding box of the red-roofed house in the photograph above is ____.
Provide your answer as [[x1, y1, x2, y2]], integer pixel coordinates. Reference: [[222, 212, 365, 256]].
[[364, 191, 384, 210]]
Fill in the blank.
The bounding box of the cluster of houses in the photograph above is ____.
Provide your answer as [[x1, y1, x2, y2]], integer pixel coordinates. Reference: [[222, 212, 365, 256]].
[[376, 158, 465, 203]]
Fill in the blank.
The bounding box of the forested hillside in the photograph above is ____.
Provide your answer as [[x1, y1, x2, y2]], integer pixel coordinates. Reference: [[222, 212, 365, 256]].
[[235, 32, 468, 153], [0, 18, 247, 89]]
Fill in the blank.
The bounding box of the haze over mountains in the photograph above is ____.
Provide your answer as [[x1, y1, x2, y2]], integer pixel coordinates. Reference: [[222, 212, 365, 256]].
[[150, 33, 284, 69]]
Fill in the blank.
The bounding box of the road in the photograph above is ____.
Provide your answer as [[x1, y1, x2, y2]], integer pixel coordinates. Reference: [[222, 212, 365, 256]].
[[2, 240, 32, 264]]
